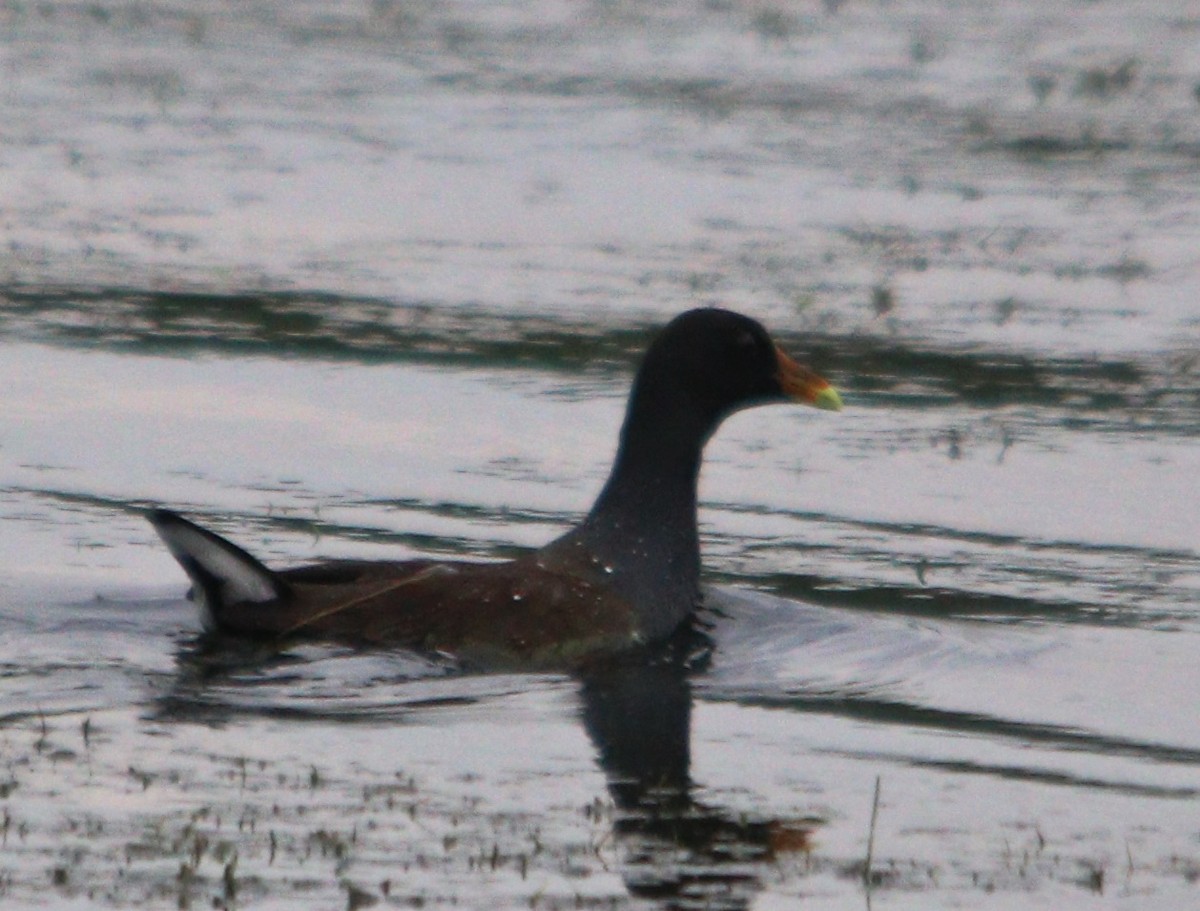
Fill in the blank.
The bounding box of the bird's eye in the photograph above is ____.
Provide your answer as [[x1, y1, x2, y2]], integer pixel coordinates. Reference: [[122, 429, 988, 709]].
[[734, 330, 757, 349]]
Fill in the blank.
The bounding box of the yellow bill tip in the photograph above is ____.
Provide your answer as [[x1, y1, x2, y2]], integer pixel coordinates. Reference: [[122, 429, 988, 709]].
[[812, 385, 843, 412], [773, 344, 843, 411]]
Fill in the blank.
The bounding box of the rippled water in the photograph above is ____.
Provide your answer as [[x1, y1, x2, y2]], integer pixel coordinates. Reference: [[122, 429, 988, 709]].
[[2, 1, 1199, 908]]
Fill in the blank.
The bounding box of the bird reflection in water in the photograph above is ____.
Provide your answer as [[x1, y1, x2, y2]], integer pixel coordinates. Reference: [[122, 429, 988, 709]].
[[578, 627, 816, 910]]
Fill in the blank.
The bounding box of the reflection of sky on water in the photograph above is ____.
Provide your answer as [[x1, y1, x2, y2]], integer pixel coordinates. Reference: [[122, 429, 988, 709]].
[[1, 0, 1199, 907], [4, 1, 1198, 354]]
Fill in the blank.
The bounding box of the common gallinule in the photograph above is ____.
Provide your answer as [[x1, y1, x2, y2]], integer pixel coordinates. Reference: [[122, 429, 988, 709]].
[[148, 308, 841, 667]]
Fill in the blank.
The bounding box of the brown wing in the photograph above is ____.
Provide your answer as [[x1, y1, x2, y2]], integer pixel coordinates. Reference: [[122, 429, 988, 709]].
[[214, 556, 640, 669]]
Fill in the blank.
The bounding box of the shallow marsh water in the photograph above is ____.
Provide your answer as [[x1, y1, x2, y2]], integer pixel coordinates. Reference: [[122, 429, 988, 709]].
[[2, 1, 1199, 908]]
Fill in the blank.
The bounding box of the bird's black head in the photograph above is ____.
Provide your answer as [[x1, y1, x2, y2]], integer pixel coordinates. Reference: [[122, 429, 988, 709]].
[[635, 308, 840, 428]]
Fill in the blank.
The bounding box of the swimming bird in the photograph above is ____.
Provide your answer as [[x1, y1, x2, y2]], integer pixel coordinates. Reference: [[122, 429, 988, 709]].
[[148, 308, 841, 668]]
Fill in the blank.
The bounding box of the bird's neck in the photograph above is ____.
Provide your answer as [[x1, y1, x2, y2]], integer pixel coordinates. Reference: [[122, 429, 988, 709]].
[[588, 416, 704, 539], [551, 388, 714, 642]]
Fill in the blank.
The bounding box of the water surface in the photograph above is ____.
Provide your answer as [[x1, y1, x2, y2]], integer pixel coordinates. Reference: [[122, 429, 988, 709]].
[[2, 1, 1198, 908]]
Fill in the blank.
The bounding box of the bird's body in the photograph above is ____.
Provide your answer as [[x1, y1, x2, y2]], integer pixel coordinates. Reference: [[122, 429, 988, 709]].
[[149, 308, 841, 668], [151, 518, 644, 668]]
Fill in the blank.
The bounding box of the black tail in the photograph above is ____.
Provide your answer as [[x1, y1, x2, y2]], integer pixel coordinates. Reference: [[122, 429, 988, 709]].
[[147, 509, 286, 629]]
